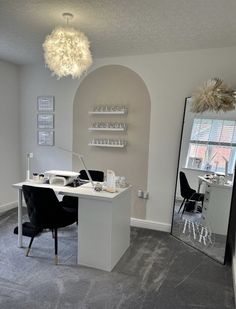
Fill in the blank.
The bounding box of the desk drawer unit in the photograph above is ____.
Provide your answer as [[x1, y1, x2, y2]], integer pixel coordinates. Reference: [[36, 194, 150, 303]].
[[202, 185, 210, 217]]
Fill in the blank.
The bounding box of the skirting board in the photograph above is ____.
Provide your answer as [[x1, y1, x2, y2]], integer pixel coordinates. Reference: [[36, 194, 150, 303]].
[[130, 217, 171, 233], [232, 255, 236, 307], [0, 204, 171, 234], [0, 201, 17, 213]]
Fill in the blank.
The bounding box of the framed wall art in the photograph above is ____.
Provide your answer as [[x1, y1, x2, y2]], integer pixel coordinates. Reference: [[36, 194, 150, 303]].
[[37, 130, 54, 146], [37, 96, 55, 112], [37, 114, 54, 129]]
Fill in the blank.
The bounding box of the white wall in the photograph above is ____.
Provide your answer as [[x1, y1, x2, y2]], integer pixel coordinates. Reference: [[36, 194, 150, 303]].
[[19, 65, 78, 175], [19, 46, 236, 229], [0, 60, 20, 210]]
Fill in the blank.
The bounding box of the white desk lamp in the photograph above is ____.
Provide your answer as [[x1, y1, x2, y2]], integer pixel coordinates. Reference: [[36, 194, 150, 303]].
[[222, 156, 229, 183], [26, 152, 34, 180], [57, 146, 95, 188]]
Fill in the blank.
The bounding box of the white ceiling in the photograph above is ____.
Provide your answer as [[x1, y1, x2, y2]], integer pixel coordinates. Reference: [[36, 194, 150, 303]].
[[1, 0, 236, 65]]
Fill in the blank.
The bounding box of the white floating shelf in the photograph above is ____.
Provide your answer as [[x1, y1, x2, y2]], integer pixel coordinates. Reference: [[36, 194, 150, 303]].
[[88, 143, 126, 148], [88, 127, 126, 132], [89, 111, 127, 115]]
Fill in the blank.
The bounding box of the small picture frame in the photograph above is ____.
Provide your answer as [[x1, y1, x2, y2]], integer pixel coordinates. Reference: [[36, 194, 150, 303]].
[[37, 130, 54, 146], [37, 114, 54, 129], [37, 96, 54, 112]]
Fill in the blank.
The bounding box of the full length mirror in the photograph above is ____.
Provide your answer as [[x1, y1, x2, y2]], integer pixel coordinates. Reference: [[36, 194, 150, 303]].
[[171, 97, 236, 264]]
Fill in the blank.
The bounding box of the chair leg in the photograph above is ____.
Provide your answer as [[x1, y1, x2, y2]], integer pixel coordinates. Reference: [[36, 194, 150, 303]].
[[178, 199, 186, 213], [181, 199, 188, 217], [51, 229, 55, 239], [26, 236, 35, 257], [54, 228, 58, 265]]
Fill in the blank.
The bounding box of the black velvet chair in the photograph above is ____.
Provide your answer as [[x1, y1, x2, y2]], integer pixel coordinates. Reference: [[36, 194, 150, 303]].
[[178, 171, 204, 216], [79, 170, 104, 183], [22, 185, 77, 264], [62, 170, 104, 210]]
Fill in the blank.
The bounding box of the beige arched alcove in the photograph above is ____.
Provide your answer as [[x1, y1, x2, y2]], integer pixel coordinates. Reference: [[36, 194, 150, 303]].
[[73, 65, 150, 219]]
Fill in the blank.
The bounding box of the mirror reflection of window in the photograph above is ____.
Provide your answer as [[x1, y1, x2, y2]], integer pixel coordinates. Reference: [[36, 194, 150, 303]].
[[186, 118, 236, 174]]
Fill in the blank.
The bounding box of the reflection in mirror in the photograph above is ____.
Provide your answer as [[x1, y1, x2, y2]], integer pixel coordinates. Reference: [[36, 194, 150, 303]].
[[171, 97, 236, 264]]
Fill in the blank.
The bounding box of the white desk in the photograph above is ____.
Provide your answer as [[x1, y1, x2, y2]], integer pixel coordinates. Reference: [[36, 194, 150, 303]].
[[198, 176, 233, 192], [13, 181, 132, 271], [198, 176, 232, 235]]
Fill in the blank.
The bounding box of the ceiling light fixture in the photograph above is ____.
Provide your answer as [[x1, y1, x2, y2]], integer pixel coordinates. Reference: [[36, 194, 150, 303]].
[[191, 78, 236, 113], [43, 12, 92, 79]]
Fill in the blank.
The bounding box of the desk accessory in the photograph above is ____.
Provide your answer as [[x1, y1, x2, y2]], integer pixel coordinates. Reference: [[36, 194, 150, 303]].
[[26, 152, 33, 180], [49, 176, 74, 186], [106, 170, 116, 193], [29, 174, 47, 184], [94, 182, 103, 192], [44, 170, 79, 186]]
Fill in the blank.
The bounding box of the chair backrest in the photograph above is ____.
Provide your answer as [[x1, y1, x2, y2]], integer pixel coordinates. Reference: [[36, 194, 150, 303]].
[[22, 185, 61, 228], [179, 171, 195, 198], [79, 170, 104, 182]]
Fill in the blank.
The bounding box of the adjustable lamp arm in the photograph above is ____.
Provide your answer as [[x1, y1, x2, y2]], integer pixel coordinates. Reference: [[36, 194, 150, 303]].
[[57, 146, 94, 187]]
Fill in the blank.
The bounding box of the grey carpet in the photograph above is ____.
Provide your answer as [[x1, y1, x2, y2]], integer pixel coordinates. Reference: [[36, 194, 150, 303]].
[[0, 208, 234, 309], [172, 202, 227, 264]]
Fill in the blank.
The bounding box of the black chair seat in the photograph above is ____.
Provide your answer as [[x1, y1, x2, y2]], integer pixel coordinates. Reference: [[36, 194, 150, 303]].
[[61, 201, 78, 217], [62, 196, 78, 211], [190, 192, 204, 202], [22, 185, 77, 264], [79, 170, 104, 183]]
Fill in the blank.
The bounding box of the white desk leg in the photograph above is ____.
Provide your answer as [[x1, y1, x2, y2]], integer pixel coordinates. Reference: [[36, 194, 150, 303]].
[[194, 178, 204, 212], [197, 178, 203, 193], [18, 188, 23, 248]]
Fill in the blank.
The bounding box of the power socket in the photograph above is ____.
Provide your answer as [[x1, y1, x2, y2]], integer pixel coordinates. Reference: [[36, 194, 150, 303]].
[[143, 191, 149, 199], [138, 189, 143, 198]]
